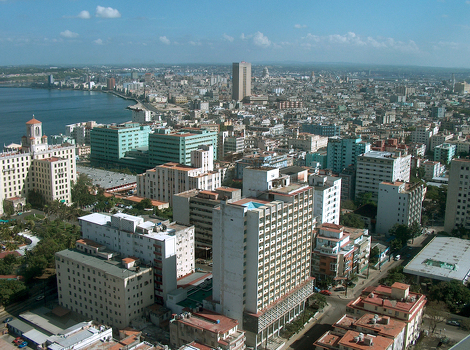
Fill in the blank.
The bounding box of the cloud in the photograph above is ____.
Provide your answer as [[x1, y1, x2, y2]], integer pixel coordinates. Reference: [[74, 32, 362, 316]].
[[95, 6, 121, 18], [253, 31, 271, 47], [223, 33, 234, 42], [189, 41, 202, 46], [294, 24, 307, 29], [60, 30, 79, 38], [77, 10, 91, 19], [466, 0, 470, 4], [159, 36, 170, 45], [93, 38, 103, 45]]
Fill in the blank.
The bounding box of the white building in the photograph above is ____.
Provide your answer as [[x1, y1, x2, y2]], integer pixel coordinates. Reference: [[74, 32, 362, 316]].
[[55, 240, 154, 328], [444, 158, 470, 232], [376, 182, 425, 235], [242, 167, 289, 198], [0, 117, 76, 215], [429, 133, 454, 151], [410, 125, 439, 150], [79, 212, 194, 304], [137, 145, 221, 206], [355, 151, 411, 201], [287, 133, 328, 153], [210, 183, 315, 348], [422, 161, 445, 181], [309, 174, 341, 225]]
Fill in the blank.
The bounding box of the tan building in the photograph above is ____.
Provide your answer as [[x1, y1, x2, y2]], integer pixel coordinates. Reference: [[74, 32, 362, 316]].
[[288, 133, 328, 153], [232, 62, 251, 101], [170, 309, 246, 350], [346, 283, 426, 348], [55, 239, 154, 328], [0, 117, 76, 214]]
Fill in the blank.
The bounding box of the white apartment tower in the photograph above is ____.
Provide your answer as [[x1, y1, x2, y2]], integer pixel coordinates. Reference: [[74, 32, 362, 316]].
[[445, 158, 470, 232], [55, 239, 154, 328], [376, 182, 425, 234], [309, 174, 341, 225], [232, 62, 252, 101], [355, 151, 411, 202], [0, 117, 76, 214], [211, 183, 315, 348], [79, 212, 194, 304]]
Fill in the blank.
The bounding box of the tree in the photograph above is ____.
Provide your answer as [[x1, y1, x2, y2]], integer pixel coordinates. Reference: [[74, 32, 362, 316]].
[[355, 192, 376, 207], [370, 246, 380, 264], [340, 213, 365, 229], [136, 198, 153, 210], [429, 280, 470, 313], [309, 294, 327, 310], [425, 301, 448, 334]]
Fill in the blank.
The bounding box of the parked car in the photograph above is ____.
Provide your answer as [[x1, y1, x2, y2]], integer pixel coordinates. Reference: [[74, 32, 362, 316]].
[[2, 317, 12, 323], [335, 286, 346, 292], [320, 290, 332, 296], [313, 286, 321, 293], [394, 255, 401, 261], [13, 337, 22, 345], [18, 342, 28, 348], [35, 295, 45, 301], [447, 320, 460, 327]]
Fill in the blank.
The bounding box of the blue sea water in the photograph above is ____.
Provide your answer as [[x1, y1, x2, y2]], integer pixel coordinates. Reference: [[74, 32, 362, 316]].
[[0, 87, 133, 146]]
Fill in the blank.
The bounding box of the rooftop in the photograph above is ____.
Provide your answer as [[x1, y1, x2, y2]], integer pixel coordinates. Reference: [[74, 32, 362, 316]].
[[403, 236, 470, 283], [173, 309, 238, 334]]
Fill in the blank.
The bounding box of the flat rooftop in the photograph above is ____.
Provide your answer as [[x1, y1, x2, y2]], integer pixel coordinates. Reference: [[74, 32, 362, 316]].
[[404, 236, 470, 283]]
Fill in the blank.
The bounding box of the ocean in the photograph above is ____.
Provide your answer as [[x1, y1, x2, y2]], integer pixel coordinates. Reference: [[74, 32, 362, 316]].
[[0, 87, 134, 146]]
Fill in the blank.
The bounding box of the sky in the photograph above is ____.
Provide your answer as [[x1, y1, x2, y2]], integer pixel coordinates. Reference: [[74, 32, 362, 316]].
[[1, 0, 470, 68]]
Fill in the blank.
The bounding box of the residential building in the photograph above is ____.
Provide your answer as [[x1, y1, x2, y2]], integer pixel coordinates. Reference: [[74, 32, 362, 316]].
[[173, 187, 242, 258], [65, 121, 98, 145], [410, 126, 438, 150], [148, 128, 217, 166], [288, 133, 328, 153], [55, 240, 154, 328], [444, 158, 470, 232], [327, 137, 371, 174], [423, 161, 445, 181], [0, 117, 76, 215], [170, 310, 246, 350], [339, 165, 356, 201], [311, 223, 356, 280], [235, 152, 290, 179], [210, 182, 316, 348], [309, 174, 341, 225], [232, 62, 251, 101], [224, 135, 245, 157], [376, 182, 425, 235], [301, 123, 340, 137], [429, 133, 454, 151], [90, 122, 152, 172], [306, 151, 327, 169], [107, 77, 115, 90], [355, 151, 411, 202], [79, 212, 194, 304], [137, 145, 222, 206], [346, 283, 426, 348], [348, 227, 372, 275], [434, 143, 456, 164], [315, 313, 406, 350], [242, 166, 290, 198]]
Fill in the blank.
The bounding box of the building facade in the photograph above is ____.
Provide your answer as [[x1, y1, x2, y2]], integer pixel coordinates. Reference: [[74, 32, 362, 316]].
[[55, 240, 154, 328], [232, 62, 252, 101], [376, 182, 425, 235], [433, 143, 456, 164], [355, 151, 411, 202], [301, 124, 340, 137], [444, 158, 470, 232], [211, 183, 315, 348], [0, 118, 76, 215], [326, 137, 371, 173], [310, 174, 341, 225]]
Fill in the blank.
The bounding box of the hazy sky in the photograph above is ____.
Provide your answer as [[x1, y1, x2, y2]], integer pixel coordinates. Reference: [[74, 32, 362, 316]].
[[1, 0, 470, 68]]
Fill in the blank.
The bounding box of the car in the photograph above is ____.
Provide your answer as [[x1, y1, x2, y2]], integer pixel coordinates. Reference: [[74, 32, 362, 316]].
[[35, 295, 45, 301], [394, 255, 401, 261], [320, 290, 332, 296], [313, 286, 321, 293], [13, 338, 23, 345], [2, 317, 12, 323], [347, 281, 356, 287], [447, 320, 460, 327], [335, 286, 346, 292], [18, 342, 28, 348]]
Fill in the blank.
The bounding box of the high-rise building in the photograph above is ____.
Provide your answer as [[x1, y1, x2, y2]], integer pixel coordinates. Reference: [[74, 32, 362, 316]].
[[48, 74, 54, 86], [355, 151, 411, 201], [106, 77, 115, 90], [232, 62, 251, 101], [433, 143, 456, 164], [310, 174, 342, 225], [90, 122, 152, 172], [301, 123, 340, 137], [55, 239, 154, 328], [210, 175, 315, 348], [376, 182, 425, 235], [0, 117, 76, 215], [326, 137, 371, 173], [444, 158, 470, 232], [148, 128, 218, 166]]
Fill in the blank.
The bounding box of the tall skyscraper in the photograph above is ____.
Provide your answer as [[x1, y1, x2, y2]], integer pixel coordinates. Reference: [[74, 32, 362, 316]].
[[232, 62, 251, 101], [445, 158, 470, 232]]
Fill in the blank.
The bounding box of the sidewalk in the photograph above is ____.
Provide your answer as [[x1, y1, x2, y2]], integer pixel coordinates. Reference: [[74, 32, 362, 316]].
[[280, 304, 332, 350]]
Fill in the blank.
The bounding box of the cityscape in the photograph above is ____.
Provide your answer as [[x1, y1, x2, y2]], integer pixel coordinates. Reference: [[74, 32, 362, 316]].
[[1, 2, 470, 350]]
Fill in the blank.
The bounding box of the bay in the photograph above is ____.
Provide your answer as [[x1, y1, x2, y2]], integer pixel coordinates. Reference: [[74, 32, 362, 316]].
[[0, 87, 134, 146]]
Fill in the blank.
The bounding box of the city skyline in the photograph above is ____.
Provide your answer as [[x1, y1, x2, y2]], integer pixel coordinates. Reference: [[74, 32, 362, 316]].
[[1, 0, 470, 68]]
